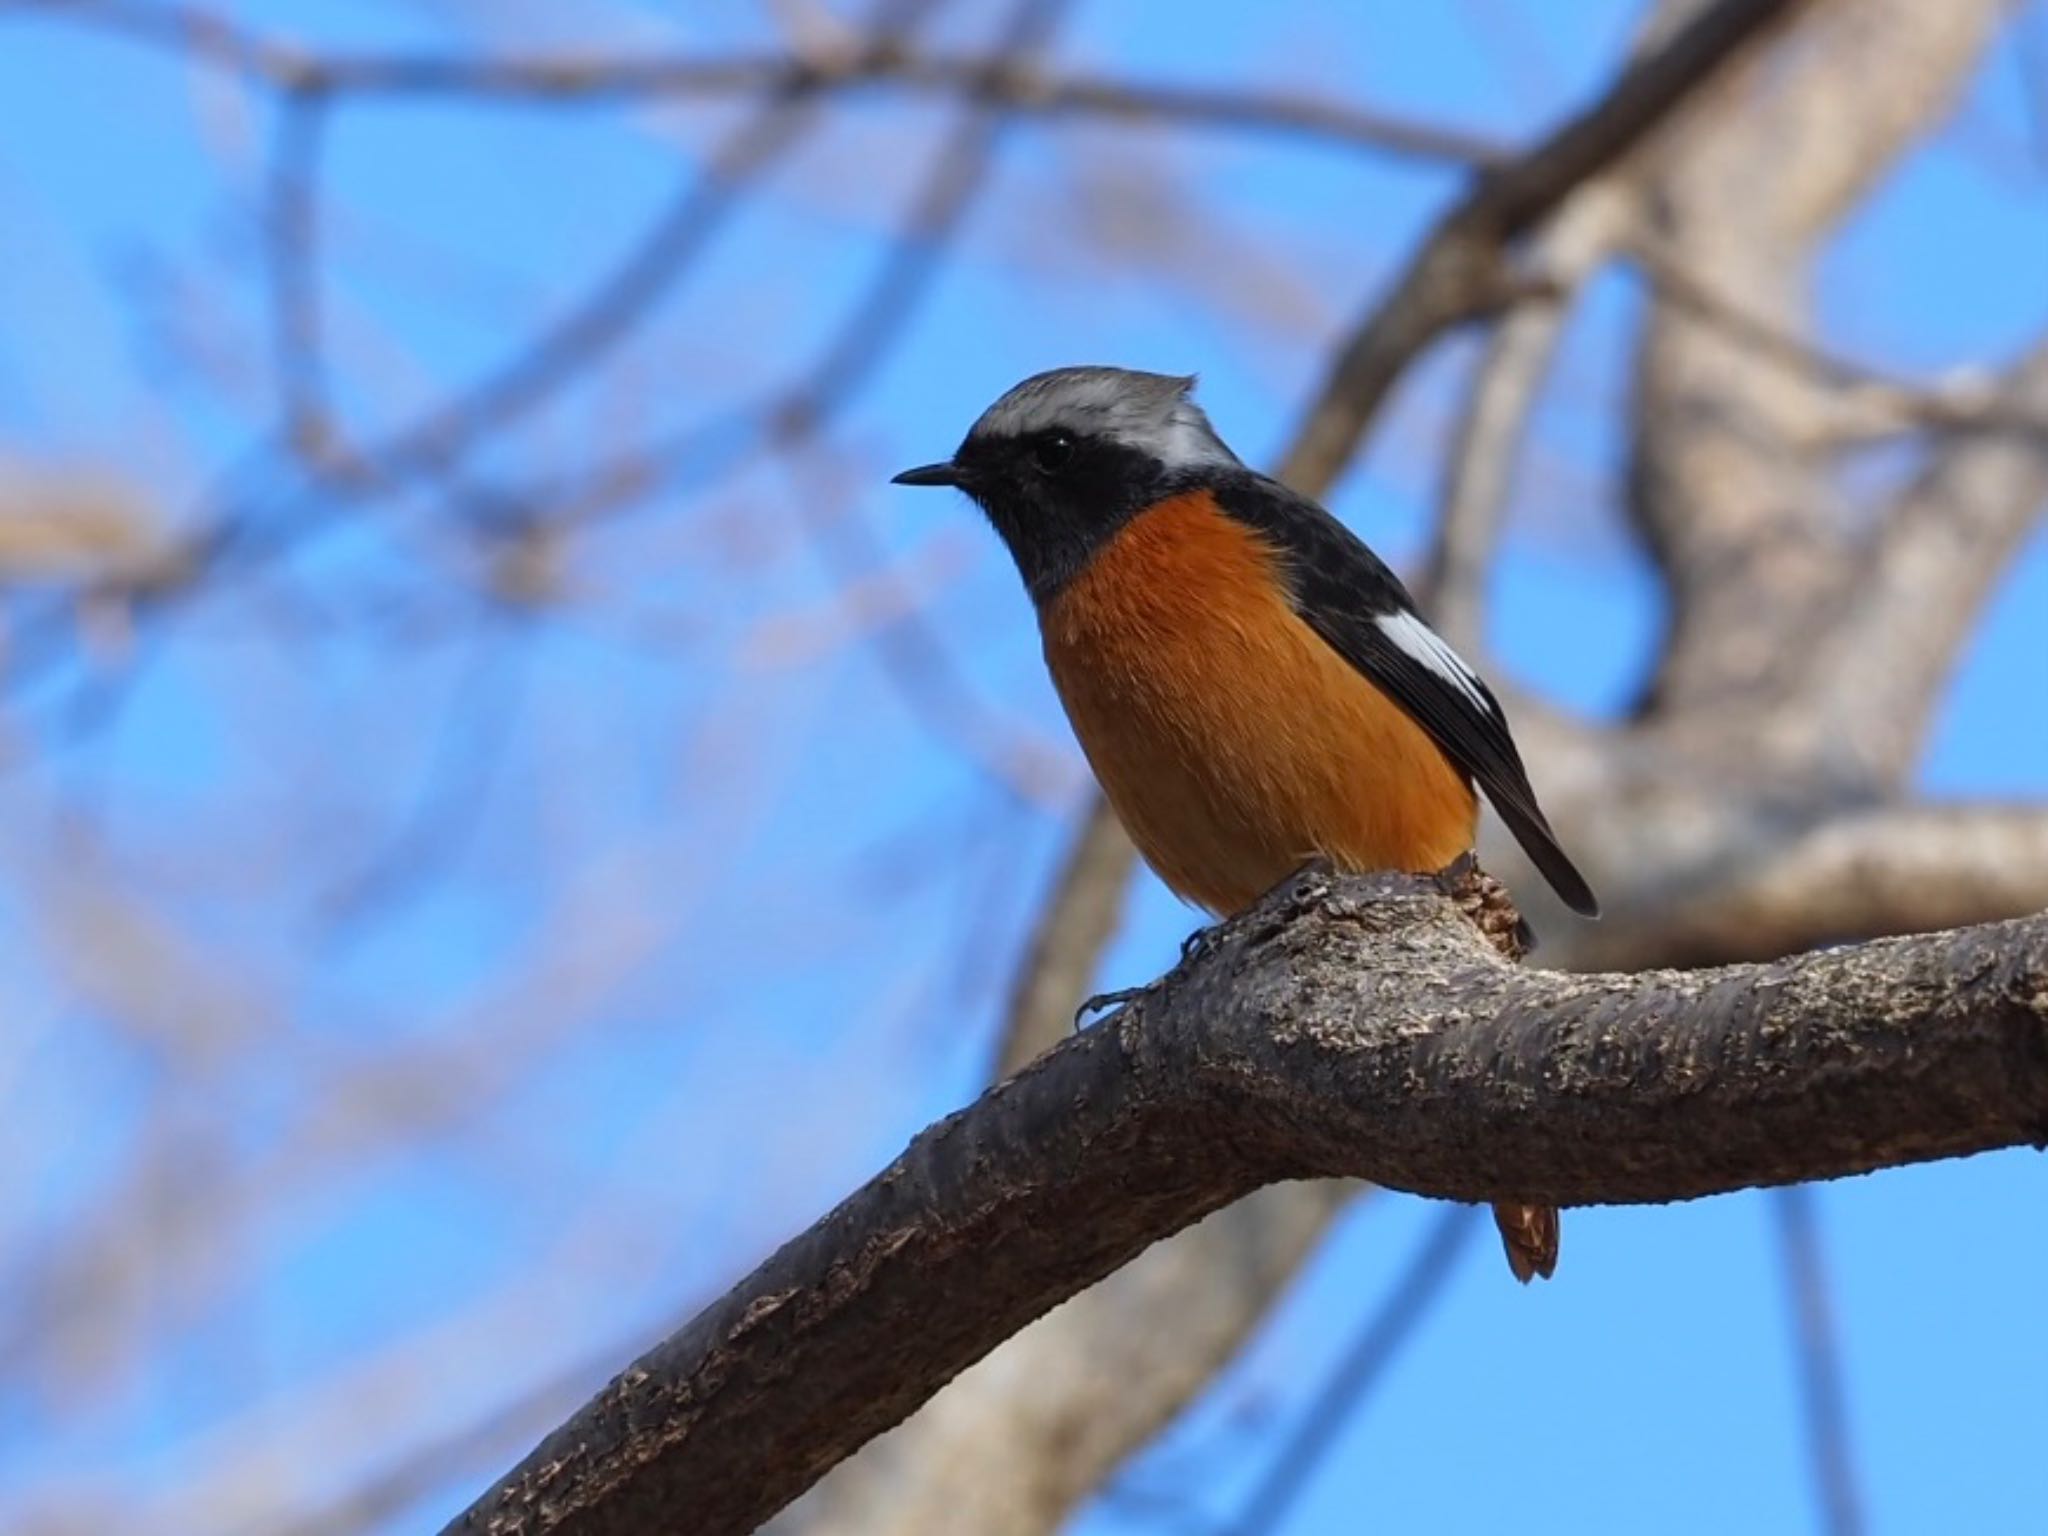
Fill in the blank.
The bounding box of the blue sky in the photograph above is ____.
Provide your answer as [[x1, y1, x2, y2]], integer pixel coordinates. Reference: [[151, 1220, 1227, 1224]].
[[0, 3, 2043, 1533]]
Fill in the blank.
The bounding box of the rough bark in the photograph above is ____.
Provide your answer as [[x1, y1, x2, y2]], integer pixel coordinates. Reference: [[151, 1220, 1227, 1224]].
[[771, 1181, 1346, 1536], [447, 871, 2048, 1536]]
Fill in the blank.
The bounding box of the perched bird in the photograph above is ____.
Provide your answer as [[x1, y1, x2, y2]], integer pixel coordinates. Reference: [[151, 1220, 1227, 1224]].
[[894, 366, 1597, 1281]]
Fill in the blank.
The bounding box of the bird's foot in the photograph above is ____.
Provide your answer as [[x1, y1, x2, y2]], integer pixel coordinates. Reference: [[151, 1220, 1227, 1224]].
[[1435, 852, 1534, 961], [1074, 985, 1149, 1033], [1436, 849, 1480, 887]]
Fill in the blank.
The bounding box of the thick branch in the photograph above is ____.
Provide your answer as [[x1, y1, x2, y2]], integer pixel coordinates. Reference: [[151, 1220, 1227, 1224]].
[[774, 1183, 1348, 1536], [448, 872, 2048, 1536], [1569, 803, 2048, 970]]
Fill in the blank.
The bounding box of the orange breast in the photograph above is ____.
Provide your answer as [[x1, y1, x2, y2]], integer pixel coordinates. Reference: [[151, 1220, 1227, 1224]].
[[1041, 491, 1477, 916]]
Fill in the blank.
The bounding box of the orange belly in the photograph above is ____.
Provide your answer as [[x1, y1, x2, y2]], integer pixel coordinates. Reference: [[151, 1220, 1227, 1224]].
[[1041, 491, 1476, 916]]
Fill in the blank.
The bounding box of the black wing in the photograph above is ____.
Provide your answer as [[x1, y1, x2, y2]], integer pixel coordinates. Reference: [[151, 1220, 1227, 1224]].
[[1212, 473, 1600, 918]]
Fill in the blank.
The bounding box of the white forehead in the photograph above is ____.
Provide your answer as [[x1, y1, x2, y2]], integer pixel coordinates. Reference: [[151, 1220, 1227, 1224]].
[[968, 367, 1239, 471]]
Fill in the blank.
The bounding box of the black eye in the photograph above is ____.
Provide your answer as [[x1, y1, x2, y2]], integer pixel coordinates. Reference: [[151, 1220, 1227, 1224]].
[[1031, 431, 1076, 473]]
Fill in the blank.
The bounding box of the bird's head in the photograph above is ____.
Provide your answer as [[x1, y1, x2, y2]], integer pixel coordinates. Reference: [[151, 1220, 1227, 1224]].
[[893, 366, 1240, 602]]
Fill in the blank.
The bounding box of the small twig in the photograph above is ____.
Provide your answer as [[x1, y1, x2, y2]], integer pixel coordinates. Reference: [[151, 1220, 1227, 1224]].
[[266, 85, 332, 460], [759, 0, 1079, 804], [1773, 1186, 1866, 1536], [369, 105, 818, 486], [777, 449, 1075, 806], [2014, 0, 2048, 175], [1632, 230, 2048, 443], [317, 615, 532, 929]]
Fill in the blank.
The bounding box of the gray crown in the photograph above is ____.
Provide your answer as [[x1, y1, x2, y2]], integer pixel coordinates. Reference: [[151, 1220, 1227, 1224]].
[[968, 367, 1240, 470]]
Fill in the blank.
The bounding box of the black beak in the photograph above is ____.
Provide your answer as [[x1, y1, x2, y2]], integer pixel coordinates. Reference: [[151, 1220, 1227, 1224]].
[[891, 461, 962, 488]]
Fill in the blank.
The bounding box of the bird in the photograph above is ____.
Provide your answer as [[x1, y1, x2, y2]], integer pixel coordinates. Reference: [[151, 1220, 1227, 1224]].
[[893, 366, 1598, 1282]]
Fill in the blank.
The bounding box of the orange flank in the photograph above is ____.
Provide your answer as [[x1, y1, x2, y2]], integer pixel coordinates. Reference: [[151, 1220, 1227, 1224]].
[[1041, 490, 1477, 916]]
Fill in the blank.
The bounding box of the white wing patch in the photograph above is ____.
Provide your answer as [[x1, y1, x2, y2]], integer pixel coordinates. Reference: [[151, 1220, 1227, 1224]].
[[1376, 610, 1492, 714]]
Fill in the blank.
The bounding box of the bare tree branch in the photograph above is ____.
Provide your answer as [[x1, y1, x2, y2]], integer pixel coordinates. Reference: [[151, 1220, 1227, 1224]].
[[448, 871, 2048, 1536], [1629, 0, 2006, 713], [7, 1, 1503, 167], [1423, 184, 1634, 651], [1797, 338, 2048, 778], [1571, 802, 2048, 970], [778, 800, 1337, 1536], [1277, 0, 1810, 492], [1774, 1184, 1866, 1536], [775, 1182, 1348, 1536], [1628, 231, 2048, 445], [1752, 2, 2010, 240], [768, 0, 1080, 804], [264, 88, 331, 458]]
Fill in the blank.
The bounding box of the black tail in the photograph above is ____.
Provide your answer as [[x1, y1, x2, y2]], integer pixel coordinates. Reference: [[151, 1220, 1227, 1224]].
[[1491, 792, 1600, 918]]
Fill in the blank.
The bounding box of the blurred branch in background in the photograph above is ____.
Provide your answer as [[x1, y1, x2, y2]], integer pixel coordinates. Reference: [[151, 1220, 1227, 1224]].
[[12, 0, 1507, 162], [1773, 1185, 1865, 1536], [0, 0, 2044, 1533], [1221, 1204, 1479, 1536]]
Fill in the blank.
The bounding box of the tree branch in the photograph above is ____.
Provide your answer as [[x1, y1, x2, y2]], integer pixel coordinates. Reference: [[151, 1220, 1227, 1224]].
[[11, 1, 1503, 167], [447, 870, 2048, 1536], [1630, 229, 2048, 445], [1774, 1183, 1866, 1536], [1276, 0, 1809, 490], [1797, 336, 2048, 777], [1627, 0, 2006, 714], [1569, 802, 2048, 970], [773, 1181, 1349, 1536]]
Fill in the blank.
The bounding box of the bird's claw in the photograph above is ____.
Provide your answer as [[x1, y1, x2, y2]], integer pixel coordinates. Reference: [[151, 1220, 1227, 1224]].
[[1074, 985, 1148, 1032], [1434, 849, 1480, 891]]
